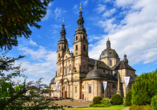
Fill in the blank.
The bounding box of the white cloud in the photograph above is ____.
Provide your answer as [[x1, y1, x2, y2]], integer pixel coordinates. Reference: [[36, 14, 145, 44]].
[[15, 44, 57, 86], [29, 39, 38, 46], [88, 35, 102, 42], [81, 0, 88, 6], [102, 8, 116, 17], [51, 24, 61, 28], [73, 5, 79, 14], [94, 4, 106, 13], [54, 8, 67, 20], [42, 9, 52, 21], [89, 0, 157, 66]]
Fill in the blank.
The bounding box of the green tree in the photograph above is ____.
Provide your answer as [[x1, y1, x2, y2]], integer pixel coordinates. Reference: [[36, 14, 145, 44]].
[[0, 52, 64, 109], [0, 80, 15, 98], [132, 71, 157, 105], [14, 84, 24, 93], [0, 0, 53, 51]]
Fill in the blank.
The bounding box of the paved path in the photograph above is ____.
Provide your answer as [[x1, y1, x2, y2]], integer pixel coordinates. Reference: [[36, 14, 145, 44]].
[[121, 107, 130, 110]]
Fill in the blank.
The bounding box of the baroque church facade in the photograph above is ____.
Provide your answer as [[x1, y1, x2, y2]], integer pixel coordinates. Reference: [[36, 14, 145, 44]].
[[50, 8, 136, 101]]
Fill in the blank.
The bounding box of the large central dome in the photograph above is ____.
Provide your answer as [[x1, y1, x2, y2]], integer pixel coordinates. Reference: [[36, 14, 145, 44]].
[[100, 48, 119, 59], [99, 38, 119, 59]]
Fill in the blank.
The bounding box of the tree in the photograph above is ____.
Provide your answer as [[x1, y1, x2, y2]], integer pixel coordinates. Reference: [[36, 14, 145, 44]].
[[14, 84, 24, 93], [0, 52, 64, 109], [132, 71, 157, 105], [0, 0, 53, 51], [0, 80, 15, 98]]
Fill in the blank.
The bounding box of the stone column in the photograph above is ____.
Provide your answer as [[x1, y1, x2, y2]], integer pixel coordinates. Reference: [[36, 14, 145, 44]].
[[117, 73, 121, 95]]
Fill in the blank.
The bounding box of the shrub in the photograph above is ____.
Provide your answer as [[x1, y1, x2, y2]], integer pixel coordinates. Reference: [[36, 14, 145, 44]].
[[129, 104, 152, 110], [93, 96, 102, 104], [125, 90, 132, 106], [92, 104, 106, 107], [110, 94, 123, 105], [89, 103, 94, 107], [101, 98, 111, 106], [132, 71, 157, 105], [151, 95, 157, 110]]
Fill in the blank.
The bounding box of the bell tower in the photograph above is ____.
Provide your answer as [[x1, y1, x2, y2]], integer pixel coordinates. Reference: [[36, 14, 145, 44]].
[[57, 18, 68, 62], [73, 4, 89, 73]]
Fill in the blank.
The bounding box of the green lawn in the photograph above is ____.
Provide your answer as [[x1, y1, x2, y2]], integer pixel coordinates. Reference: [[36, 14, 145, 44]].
[[65, 105, 128, 110]]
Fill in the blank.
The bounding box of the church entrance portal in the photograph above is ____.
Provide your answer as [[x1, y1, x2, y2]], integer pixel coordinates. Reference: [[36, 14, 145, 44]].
[[82, 94, 84, 99], [65, 91, 67, 98]]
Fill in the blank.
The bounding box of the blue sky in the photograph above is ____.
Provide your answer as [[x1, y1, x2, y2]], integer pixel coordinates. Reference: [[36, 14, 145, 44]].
[[3, 0, 157, 87]]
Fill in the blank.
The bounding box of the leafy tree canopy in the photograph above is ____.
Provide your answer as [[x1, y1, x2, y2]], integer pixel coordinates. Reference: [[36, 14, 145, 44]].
[[0, 0, 53, 51]]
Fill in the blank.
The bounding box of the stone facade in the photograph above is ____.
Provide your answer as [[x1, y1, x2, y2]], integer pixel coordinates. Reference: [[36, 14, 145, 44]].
[[49, 9, 136, 101]]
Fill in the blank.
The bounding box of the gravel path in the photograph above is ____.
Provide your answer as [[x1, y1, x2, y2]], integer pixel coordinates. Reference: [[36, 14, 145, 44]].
[[121, 107, 130, 110]]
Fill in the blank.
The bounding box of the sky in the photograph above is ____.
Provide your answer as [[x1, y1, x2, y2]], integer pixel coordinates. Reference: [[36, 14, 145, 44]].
[[3, 0, 157, 87]]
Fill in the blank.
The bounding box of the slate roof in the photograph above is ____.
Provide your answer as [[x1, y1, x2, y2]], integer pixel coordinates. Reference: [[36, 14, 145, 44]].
[[112, 61, 136, 71], [50, 78, 55, 84], [88, 58, 111, 70], [99, 48, 119, 59]]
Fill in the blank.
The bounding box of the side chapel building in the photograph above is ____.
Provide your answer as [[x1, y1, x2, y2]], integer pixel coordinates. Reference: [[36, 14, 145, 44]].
[[50, 7, 136, 101]]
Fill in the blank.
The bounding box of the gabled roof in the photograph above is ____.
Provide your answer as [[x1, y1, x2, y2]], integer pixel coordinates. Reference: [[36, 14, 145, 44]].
[[112, 61, 136, 71], [88, 58, 111, 70]]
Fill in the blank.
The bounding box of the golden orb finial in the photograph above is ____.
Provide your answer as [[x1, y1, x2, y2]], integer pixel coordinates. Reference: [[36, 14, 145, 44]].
[[80, 3, 82, 10], [108, 36, 109, 40], [63, 17, 64, 23]]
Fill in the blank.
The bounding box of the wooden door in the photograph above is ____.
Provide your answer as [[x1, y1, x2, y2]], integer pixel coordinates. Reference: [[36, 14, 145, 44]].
[[82, 94, 84, 99], [65, 91, 67, 99]]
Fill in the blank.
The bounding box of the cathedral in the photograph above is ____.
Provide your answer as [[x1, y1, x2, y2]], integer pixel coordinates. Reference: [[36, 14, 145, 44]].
[[50, 7, 136, 101]]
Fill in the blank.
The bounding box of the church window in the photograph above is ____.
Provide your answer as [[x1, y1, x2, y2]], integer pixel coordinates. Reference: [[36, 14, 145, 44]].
[[83, 44, 86, 51], [102, 83, 104, 93], [110, 52, 112, 56], [92, 68, 94, 70], [59, 46, 60, 49], [130, 84, 132, 88], [64, 45, 66, 50], [66, 56, 67, 58], [76, 45, 78, 51], [114, 71, 117, 77], [112, 84, 116, 88], [107, 74, 109, 78], [89, 85, 92, 93], [75, 86, 77, 93], [83, 36, 85, 40], [58, 53, 60, 58], [69, 65, 71, 70], [103, 70, 105, 73], [76, 36, 78, 40], [130, 76, 132, 79], [82, 86, 84, 89], [109, 59, 112, 66], [65, 68, 67, 75]]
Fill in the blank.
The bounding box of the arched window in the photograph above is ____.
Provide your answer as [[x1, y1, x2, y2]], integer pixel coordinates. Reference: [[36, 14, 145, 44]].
[[65, 68, 67, 75], [102, 83, 104, 93], [83, 44, 86, 51], [130, 76, 132, 79], [114, 71, 117, 77], [109, 59, 112, 66], [59, 46, 60, 49], [58, 53, 60, 58], [64, 45, 66, 50], [76, 45, 78, 50], [89, 85, 91, 93], [110, 52, 112, 56], [75, 86, 77, 93], [83, 36, 85, 40], [76, 36, 78, 40], [69, 65, 71, 70]]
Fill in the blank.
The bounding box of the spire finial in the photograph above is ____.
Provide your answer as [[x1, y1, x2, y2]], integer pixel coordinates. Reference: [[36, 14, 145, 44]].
[[80, 3, 82, 10], [108, 36, 109, 40], [94, 60, 98, 70], [63, 17, 64, 23], [124, 51, 126, 54]]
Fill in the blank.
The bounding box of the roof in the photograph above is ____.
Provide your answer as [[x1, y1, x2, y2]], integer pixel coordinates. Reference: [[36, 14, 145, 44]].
[[88, 58, 111, 70], [50, 78, 55, 84], [85, 69, 107, 80], [99, 48, 119, 59], [112, 61, 136, 71]]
